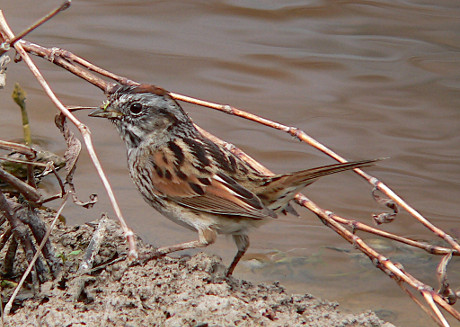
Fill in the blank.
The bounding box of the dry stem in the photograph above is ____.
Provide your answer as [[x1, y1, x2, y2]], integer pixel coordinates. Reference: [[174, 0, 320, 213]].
[[3, 194, 69, 316], [0, 11, 137, 260], [172, 92, 460, 254]]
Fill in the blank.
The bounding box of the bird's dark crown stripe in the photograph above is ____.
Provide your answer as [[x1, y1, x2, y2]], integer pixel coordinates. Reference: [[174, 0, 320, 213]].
[[112, 84, 167, 96], [132, 84, 167, 96]]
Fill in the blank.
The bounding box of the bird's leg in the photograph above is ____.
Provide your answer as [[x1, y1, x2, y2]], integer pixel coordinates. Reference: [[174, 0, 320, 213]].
[[155, 227, 217, 256], [226, 234, 249, 277]]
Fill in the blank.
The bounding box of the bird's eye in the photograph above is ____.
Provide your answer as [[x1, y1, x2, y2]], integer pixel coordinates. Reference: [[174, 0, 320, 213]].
[[129, 103, 143, 115]]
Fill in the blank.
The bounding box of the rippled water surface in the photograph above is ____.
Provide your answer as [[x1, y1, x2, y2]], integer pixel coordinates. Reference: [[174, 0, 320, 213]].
[[2, 1, 460, 326]]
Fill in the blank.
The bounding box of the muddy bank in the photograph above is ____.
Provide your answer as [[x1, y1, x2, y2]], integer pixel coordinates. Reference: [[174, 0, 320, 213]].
[[4, 215, 394, 326]]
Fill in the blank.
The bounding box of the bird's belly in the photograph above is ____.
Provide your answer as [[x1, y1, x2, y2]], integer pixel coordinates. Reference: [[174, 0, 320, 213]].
[[137, 191, 201, 232], [140, 191, 267, 235]]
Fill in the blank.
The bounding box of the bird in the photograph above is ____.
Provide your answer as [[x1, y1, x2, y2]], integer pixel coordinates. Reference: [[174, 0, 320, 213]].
[[89, 84, 377, 276]]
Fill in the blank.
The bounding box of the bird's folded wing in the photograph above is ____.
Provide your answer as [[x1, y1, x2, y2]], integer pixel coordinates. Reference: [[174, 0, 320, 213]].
[[152, 168, 275, 219]]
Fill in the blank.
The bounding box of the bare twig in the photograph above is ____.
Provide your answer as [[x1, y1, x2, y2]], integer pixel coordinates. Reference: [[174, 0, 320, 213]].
[[0, 167, 42, 203], [79, 214, 109, 272], [10, 41, 111, 91], [4, 1, 71, 47], [16, 205, 61, 276], [1, 231, 17, 276], [0, 11, 137, 259], [423, 291, 450, 327], [0, 153, 66, 204], [398, 282, 443, 326], [0, 190, 43, 285], [0, 140, 36, 159], [0, 156, 45, 167], [3, 193, 69, 316], [372, 180, 460, 253], [55, 112, 97, 208], [435, 292, 460, 320], [437, 253, 457, 305], [327, 211, 457, 256]]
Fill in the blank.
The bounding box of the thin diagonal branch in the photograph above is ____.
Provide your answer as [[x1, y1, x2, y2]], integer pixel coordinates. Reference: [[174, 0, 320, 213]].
[[328, 212, 457, 256], [6, 1, 71, 46], [200, 127, 460, 325], [0, 167, 42, 203], [0, 11, 137, 259], [423, 291, 450, 327], [172, 92, 460, 253], [398, 282, 443, 326]]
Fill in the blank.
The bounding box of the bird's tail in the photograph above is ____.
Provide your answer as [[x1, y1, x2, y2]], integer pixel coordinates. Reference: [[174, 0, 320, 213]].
[[259, 159, 379, 214]]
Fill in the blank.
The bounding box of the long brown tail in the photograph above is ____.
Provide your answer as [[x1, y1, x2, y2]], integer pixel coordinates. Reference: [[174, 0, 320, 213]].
[[278, 159, 379, 187], [259, 159, 379, 214]]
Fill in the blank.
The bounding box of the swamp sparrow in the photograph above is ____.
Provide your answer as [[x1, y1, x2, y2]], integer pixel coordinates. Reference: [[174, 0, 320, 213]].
[[90, 84, 377, 276]]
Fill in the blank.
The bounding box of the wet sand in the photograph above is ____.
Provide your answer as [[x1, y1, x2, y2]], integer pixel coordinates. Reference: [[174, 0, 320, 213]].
[[6, 216, 393, 327]]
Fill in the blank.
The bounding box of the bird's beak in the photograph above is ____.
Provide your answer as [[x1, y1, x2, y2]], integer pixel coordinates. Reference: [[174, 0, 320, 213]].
[[88, 105, 123, 119]]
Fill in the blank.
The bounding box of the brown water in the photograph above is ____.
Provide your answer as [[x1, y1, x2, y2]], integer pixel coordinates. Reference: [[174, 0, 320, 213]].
[[2, 1, 460, 326]]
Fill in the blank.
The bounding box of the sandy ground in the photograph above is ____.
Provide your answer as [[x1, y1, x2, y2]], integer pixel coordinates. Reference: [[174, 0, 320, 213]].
[[2, 213, 394, 327]]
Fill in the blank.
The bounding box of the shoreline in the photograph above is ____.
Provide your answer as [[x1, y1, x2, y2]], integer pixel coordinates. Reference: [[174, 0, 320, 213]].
[[5, 216, 394, 326]]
